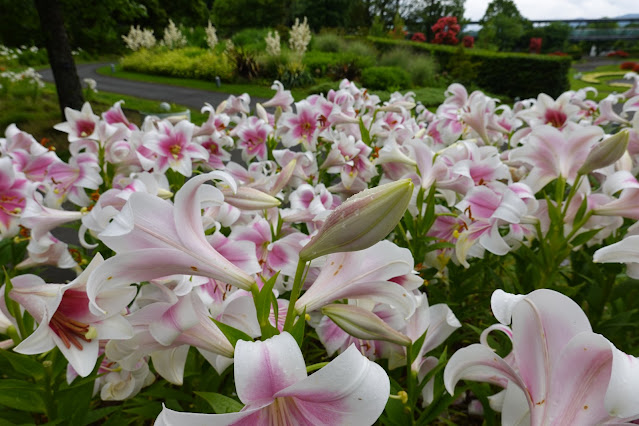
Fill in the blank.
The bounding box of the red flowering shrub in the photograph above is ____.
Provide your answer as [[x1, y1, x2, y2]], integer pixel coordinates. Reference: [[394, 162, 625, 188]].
[[431, 16, 460, 45], [607, 50, 629, 58], [411, 32, 426, 42], [635, 64, 639, 72], [548, 51, 568, 56], [462, 35, 474, 48], [621, 62, 638, 70], [529, 38, 542, 54]]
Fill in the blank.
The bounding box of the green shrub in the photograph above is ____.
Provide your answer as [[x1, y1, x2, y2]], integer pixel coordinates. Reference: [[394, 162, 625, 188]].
[[379, 48, 438, 87], [361, 66, 411, 91], [232, 28, 271, 52], [120, 48, 235, 81], [303, 51, 374, 81], [312, 33, 346, 52], [344, 40, 377, 58], [368, 37, 571, 98]]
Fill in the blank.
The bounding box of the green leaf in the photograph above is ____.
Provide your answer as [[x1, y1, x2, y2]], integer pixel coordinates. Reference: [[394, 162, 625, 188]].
[[55, 379, 95, 425], [290, 307, 307, 347], [409, 329, 427, 364], [255, 273, 278, 327], [195, 392, 243, 414], [572, 195, 589, 224], [359, 117, 371, 145], [83, 406, 121, 425], [570, 228, 601, 247], [0, 350, 45, 380], [211, 318, 253, 347], [0, 379, 46, 413]]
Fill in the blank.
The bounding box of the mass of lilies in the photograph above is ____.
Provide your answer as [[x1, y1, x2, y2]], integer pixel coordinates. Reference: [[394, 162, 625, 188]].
[[2, 73, 639, 425]]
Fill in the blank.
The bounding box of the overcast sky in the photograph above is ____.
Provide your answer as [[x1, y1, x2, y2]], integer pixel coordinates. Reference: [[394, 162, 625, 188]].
[[465, 0, 639, 21]]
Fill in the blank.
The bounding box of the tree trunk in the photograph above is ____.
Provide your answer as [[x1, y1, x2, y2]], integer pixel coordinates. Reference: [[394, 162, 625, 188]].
[[34, 0, 84, 119]]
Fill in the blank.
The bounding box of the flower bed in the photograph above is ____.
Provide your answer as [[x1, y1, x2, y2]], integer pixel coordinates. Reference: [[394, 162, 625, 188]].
[[1, 74, 639, 423]]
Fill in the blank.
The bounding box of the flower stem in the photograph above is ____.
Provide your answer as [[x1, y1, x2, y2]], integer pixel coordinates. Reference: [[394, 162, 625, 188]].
[[283, 259, 308, 331]]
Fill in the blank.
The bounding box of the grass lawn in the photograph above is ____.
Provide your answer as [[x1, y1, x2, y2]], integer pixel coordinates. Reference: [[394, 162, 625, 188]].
[[570, 63, 635, 101], [0, 83, 205, 153]]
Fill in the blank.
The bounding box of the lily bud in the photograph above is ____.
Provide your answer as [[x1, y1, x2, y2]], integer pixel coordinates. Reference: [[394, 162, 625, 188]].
[[299, 179, 413, 261], [578, 129, 630, 175], [321, 304, 412, 346], [255, 103, 268, 122], [269, 159, 297, 196], [378, 101, 416, 113], [222, 186, 281, 210], [215, 100, 227, 115]]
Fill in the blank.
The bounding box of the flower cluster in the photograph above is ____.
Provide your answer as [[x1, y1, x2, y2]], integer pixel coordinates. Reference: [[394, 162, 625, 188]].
[[265, 30, 281, 56], [2, 72, 639, 423], [160, 19, 187, 50], [289, 17, 312, 56], [431, 16, 460, 45], [205, 20, 218, 50], [122, 25, 157, 51]]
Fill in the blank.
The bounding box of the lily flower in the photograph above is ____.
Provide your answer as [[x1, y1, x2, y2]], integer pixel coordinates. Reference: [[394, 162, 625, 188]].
[[156, 332, 390, 425], [10, 254, 135, 377], [444, 289, 639, 425], [87, 171, 257, 314]]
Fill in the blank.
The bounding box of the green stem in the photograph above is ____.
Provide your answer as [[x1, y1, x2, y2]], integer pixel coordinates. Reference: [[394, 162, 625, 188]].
[[283, 259, 308, 331], [306, 362, 329, 373], [405, 343, 416, 423]]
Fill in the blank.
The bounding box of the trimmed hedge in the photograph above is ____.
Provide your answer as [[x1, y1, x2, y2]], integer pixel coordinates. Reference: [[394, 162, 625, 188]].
[[361, 66, 411, 91], [120, 48, 235, 82], [368, 37, 572, 99]]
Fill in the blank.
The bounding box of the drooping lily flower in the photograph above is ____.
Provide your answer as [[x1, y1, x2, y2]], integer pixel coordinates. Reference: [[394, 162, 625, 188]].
[[155, 332, 390, 425], [10, 254, 135, 377], [296, 241, 417, 318], [444, 289, 639, 425], [87, 171, 257, 314]]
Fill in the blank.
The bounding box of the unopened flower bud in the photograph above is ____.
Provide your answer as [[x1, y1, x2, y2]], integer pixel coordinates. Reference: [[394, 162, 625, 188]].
[[299, 179, 413, 261], [578, 129, 630, 175], [256, 103, 269, 122], [321, 304, 412, 346], [222, 186, 280, 210], [269, 159, 297, 196]]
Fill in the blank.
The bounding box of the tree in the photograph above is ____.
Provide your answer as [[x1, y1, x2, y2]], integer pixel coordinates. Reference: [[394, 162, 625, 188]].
[[291, 0, 353, 31], [33, 0, 84, 117], [478, 0, 530, 51], [211, 0, 291, 36]]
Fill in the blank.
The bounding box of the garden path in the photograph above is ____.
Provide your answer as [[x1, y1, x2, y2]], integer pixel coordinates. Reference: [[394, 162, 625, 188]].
[[39, 62, 268, 110]]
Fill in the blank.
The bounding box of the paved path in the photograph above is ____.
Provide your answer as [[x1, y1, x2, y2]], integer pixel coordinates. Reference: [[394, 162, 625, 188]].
[[39, 62, 268, 111]]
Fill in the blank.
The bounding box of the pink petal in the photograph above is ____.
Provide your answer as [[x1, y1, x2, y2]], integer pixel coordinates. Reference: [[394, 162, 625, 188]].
[[274, 344, 390, 425], [234, 332, 307, 405], [511, 289, 592, 410]]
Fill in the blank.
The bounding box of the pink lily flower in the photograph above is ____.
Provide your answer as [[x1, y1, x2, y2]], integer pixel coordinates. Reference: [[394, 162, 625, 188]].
[[295, 241, 417, 318], [0, 157, 30, 238], [231, 116, 273, 162], [102, 100, 138, 131], [444, 289, 639, 425], [2, 124, 49, 156], [17, 232, 78, 270], [45, 152, 102, 207], [508, 123, 604, 192], [516, 92, 580, 128], [262, 80, 294, 112], [10, 254, 135, 377], [106, 282, 234, 384], [88, 171, 257, 314], [53, 102, 100, 142], [277, 100, 322, 150], [143, 120, 209, 177], [156, 332, 390, 425]]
